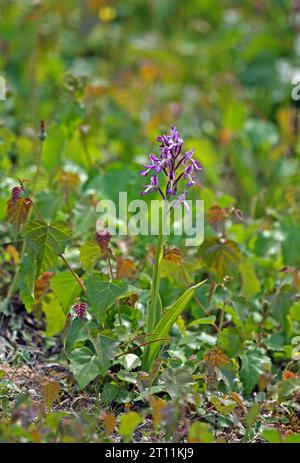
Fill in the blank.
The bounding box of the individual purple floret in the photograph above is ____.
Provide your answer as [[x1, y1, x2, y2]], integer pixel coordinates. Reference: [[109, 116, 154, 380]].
[[140, 127, 202, 207], [140, 175, 159, 196], [172, 189, 191, 214]]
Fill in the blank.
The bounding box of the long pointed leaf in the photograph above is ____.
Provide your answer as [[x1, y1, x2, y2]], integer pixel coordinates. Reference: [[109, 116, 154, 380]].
[[143, 280, 206, 371]]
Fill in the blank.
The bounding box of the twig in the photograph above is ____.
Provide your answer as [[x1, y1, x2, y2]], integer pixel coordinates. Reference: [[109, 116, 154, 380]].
[[60, 254, 86, 292]]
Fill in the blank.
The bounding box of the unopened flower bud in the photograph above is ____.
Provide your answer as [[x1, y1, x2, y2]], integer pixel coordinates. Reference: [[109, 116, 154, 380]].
[[11, 186, 23, 202], [38, 120, 47, 141], [95, 229, 112, 255], [73, 301, 88, 320]]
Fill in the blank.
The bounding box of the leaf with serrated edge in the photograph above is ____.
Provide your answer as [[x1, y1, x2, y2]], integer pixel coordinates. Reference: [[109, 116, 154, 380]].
[[24, 220, 71, 274], [86, 272, 137, 316]]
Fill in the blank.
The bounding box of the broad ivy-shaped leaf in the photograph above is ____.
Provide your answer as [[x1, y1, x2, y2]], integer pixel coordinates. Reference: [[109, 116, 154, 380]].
[[200, 237, 242, 277], [277, 377, 300, 403], [51, 271, 81, 313], [240, 349, 271, 395], [219, 327, 243, 357], [42, 294, 66, 337], [239, 259, 260, 298], [69, 346, 100, 389], [18, 250, 37, 312], [92, 330, 119, 376], [282, 225, 300, 267], [24, 220, 72, 274], [269, 284, 296, 334], [119, 412, 142, 443], [86, 272, 137, 317], [64, 317, 89, 353], [80, 240, 100, 273], [162, 366, 195, 400]]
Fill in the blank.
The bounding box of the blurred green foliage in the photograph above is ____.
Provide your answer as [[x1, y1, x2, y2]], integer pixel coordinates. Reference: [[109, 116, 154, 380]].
[[0, 0, 300, 444]]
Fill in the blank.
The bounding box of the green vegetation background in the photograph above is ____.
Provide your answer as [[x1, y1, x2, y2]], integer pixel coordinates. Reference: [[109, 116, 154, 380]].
[[0, 0, 300, 444]]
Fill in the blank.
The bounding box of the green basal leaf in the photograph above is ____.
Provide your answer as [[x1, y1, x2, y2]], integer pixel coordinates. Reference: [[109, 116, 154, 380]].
[[143, 280, 206, 371], [69, 346, 100, 389], [119, 411, 142, 442], [92, 330, 119, 376], [219, 327, 244, 357], [277, 377, 300, 403], [64, 317, 90, 353], [240, 349, 271, 395]]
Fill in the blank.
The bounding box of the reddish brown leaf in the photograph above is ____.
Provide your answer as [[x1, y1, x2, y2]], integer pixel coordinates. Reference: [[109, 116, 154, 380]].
[[116, 256, 136, 279], [34, 272, 53, 306], [102, 412, 116, 436], [220, 128, 233, 146], [7, 197, 31, 230], [204, 347, 229, 368], [230, 392, 246, 413], [163, 247, 182, 264], [208, 205, 228, 234], [122, 293, 138, 307], [200, 237, 242, 277], [56, 170, 80, 190], [41, 380, 60, 409], [5, 244, 20, 264], [282, 370, 298, 381], [149, 396, 167, 430]]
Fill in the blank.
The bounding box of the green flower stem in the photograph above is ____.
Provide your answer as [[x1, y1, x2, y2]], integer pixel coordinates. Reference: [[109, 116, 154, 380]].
[[142, 214, 164, 370], [146, 229, 164, 334]]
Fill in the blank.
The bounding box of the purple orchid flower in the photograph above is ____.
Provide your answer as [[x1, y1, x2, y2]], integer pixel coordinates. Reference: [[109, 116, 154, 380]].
[[140, 127, 202, 210], [141, 175, 160, 196], [173, 189, 190, 214]]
